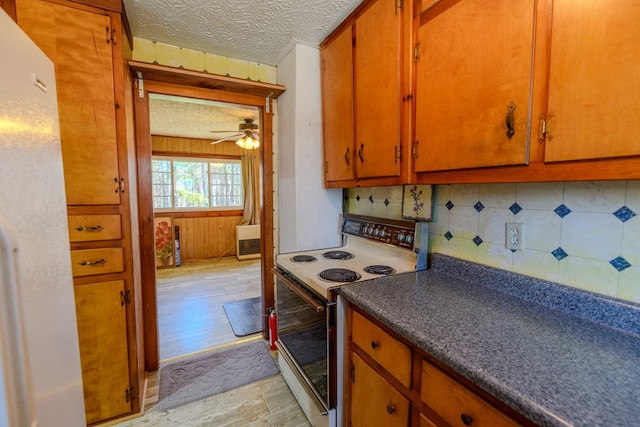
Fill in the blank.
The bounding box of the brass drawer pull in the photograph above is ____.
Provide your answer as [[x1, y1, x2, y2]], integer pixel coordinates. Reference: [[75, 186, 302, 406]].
[[74, 225, 104, 232], [79, 259, 107, 266], [386, 404, 395, 414]]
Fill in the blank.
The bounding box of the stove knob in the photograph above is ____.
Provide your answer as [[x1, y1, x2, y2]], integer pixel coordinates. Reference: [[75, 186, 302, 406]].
[[406, 235, 413, 244], [398, 233, 405, 242]]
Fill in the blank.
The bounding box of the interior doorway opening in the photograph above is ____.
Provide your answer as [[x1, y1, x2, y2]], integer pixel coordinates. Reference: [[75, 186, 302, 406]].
[[132, 67, 282, 371], [147, 94, 264, 361]]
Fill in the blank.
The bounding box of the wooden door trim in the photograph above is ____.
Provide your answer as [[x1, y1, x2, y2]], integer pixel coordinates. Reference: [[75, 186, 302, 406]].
[[132, 71, 279, 371]]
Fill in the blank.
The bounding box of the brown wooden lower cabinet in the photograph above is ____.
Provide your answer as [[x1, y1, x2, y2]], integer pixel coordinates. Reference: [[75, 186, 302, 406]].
[[74, 280, 131, 424], [347, 306, 529, 427], [350, 352, 410, 427]]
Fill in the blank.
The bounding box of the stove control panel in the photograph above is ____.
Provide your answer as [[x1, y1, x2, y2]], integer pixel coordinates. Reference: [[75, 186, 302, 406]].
[[342, 215, 416, 249]]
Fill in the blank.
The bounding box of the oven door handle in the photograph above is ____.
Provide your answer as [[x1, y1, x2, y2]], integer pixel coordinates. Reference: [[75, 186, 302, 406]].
[[273, 269, 325, 313]]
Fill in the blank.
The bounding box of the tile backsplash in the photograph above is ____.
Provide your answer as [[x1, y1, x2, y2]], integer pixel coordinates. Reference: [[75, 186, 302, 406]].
[[345, 181, 640, 304]]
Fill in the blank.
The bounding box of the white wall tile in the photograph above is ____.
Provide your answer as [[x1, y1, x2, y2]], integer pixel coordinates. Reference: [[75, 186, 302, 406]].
[[449, 206, 478, 239], [477, 242, 513, 270], [518, 210, 562, 252], [621, 216, 640, 265], [558, 257, 619, 297], [435, 185, 451, 205], [513, 250, 559, 282], [478, 208, 513, 245], [516, 182, 564, 210], [430, 205, 450, 235], [619, 266, 640, 303], [429, 233, 449, 256], [450, 183, 480, 206], [561, 212, 623, 261], [449, 237, 478, 262], [480, 183, 517, 208], [564, 181, 626, 213], [625, 180, 640, 214]]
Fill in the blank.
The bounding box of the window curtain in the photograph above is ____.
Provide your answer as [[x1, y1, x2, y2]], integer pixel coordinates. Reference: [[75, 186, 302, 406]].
[[240, 153, 259, 225]]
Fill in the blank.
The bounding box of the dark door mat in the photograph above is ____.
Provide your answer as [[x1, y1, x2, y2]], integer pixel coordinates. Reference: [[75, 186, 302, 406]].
[[157, 340, 279, 410], [223, 296, 262, 336]]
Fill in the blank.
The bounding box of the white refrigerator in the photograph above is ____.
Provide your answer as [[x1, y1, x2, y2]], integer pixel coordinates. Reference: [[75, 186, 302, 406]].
[[0, 9, 86, 426]]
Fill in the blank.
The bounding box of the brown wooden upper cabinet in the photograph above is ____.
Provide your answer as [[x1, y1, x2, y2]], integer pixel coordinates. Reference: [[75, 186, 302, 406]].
[[321, 0, 408, 187], [411, 0, 640, 182], [16, 0, 122, 205], [414, 0, 535, 172], [543, 0, 640, 162]]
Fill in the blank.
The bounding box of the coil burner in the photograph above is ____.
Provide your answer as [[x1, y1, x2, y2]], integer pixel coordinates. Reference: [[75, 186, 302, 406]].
[[322, 250, 354, 260], [363, 265, 396, 275], [318, 268, 361, 283], [291, 255, 317, 263]]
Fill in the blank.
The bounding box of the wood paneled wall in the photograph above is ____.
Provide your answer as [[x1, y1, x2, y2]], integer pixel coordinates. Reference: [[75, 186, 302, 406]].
[[174, 215, 242, 260], [152, 135, 256, 261], [152, 135, 248, 156]]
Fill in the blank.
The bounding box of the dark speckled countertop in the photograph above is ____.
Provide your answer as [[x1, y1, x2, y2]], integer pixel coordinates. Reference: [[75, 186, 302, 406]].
[[340, 254, 640, 427]]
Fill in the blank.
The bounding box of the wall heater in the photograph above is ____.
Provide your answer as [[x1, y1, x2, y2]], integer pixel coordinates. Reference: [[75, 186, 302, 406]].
[[236, 224, 261, 260]]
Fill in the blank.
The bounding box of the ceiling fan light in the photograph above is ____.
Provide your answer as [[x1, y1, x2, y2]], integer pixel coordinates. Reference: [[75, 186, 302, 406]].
[[236, 132, 260, 149]]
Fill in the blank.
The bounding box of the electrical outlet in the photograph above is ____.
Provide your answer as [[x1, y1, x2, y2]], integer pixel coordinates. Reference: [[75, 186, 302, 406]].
[[505, 223, 525, 251]]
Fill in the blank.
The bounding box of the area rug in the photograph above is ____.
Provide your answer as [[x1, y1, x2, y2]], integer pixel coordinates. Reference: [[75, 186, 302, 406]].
[[223, 296, 262, 336], [157, 340, 279, 411]]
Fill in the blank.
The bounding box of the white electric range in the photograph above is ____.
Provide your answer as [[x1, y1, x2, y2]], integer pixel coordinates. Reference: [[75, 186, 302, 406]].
[[273, 214, 428, 427]]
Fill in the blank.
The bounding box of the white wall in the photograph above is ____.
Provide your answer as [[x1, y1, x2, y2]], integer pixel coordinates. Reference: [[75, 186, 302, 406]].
[[277, 44, 342, 252]]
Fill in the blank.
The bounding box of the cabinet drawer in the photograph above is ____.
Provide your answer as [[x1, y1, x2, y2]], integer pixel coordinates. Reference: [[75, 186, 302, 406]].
[[68, 215, 121, 242], [421, 360, 520, 427], [352, 310, 411, 387], [71, 248, 124, 277]]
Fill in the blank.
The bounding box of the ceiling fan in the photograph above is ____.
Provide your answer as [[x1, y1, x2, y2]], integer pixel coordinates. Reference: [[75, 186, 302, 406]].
[[210, 118, 260, 149]]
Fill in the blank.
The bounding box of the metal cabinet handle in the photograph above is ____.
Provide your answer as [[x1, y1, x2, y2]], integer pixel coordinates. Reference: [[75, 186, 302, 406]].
[[371, 341, 379, 349], [79, 259, 107, 266], [74, 225, 104, 232], [344, 147, 350, 166], [505, 102, 516, 139], [386, 404, 395, 414], [118, 177, 125, 193], [358, 143, 364, 163], [461, 413, 473, 425]]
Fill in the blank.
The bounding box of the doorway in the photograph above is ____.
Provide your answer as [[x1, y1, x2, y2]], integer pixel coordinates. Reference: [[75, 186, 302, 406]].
[[148, 94, 263, 361], [131, 66, 283, 371]]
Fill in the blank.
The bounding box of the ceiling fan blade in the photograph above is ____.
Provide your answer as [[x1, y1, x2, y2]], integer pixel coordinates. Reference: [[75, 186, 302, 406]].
[[211, 133, 242, 144]]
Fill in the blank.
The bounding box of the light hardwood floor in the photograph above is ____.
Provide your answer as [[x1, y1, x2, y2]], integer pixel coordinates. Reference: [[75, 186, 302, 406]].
[[115, 257, 311, 427], [157, 257, 263, 361]]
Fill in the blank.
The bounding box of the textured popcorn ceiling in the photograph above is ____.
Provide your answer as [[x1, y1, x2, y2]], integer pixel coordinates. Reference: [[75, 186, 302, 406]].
[[123, 0, 363, 66], [149, 94, 259, 141]]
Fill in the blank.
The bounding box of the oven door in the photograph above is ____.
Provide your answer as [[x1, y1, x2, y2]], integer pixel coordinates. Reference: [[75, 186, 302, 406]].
[[274, 268, 334, 413]]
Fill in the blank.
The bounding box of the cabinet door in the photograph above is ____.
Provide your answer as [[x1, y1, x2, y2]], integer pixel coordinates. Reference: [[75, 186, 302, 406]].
[[16, 0, 120, 205], [74, 280, 131, 423], [321, 25, 356, 183], [414, 0, 535, 171], [354, 0, 403, 179], [350, 352, 410, 427], [544, 0, 640, 162]]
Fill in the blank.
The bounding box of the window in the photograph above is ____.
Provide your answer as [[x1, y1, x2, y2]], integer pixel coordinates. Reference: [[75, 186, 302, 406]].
[[152, 156, 243, 210]]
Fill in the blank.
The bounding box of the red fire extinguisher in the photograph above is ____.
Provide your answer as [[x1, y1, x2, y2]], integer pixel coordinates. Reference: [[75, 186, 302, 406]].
[[268, 308, 278, 350]]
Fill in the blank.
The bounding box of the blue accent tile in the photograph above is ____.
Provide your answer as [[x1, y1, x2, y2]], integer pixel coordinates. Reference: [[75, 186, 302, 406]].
[[356, 195, 360, 202], [444, 231, 453, 241], [552, 247, 568, 261], [509, 203, 523, 215], [613, 206, 636, 223], [474, 202, 485, 213], [473, 236, 483, 246], [554, 204, 572, 218], [610, 257, 631, 272], [384, 198, 390, 206], [368, 195, 374, 204], [446, 201, 454, 210]]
